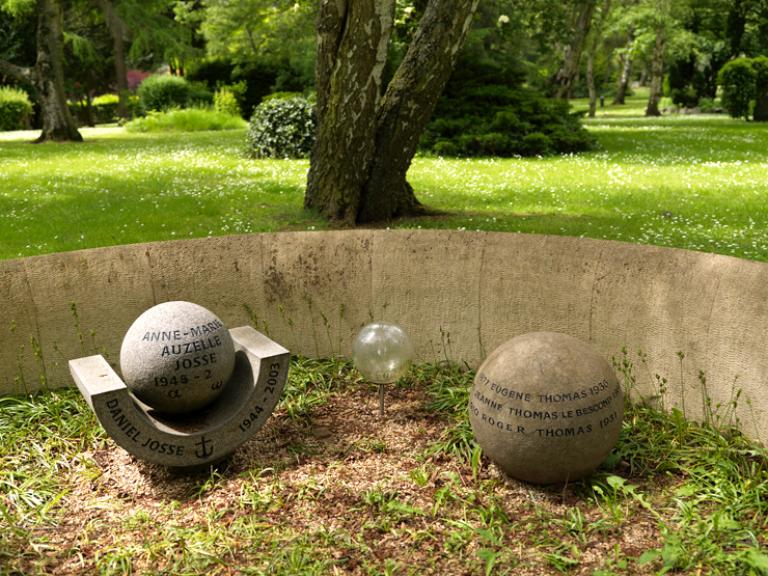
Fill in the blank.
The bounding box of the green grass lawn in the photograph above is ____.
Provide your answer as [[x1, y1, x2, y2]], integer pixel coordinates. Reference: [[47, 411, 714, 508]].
[[2, 106, 768, 574], [2, 358, 767, 575], [1, 104, 768, 262]]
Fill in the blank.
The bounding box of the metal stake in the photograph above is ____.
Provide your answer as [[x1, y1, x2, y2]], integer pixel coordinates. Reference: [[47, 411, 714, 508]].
[[378, 383, 385, 417]]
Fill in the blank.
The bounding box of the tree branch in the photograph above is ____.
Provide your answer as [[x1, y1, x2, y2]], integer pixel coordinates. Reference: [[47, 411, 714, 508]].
[[0, 57, 33, 85], [378, 0, 479, 136]]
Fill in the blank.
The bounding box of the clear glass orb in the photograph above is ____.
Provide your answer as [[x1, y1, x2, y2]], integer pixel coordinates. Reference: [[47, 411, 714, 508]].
[[352, 322, 413, 383]]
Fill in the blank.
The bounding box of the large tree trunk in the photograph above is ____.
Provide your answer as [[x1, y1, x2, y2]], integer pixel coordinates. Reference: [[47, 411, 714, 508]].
[[305, 0, 478, 224], [34, 0, 82, 142], [99, 0, 130, 120], [613, 30, 634, 105], [554, 0, 597, 100], [645, 26, 665, 117]]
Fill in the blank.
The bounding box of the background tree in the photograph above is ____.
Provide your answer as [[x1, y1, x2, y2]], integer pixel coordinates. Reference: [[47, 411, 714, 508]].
[[304, 0, 478, 224], [554, 0, 597, 99], [604, 0, 640, 105], [612, 29, 635, 104], [644, 0, 669, 116], [197, 0, 316, 100], [63, 2, 114, 125], [96, 0, 129, 118], [419, 1, 594, 157], [0, 0, 82, 141], [727, 0, 768, 57], [585, 0, 612, 116]]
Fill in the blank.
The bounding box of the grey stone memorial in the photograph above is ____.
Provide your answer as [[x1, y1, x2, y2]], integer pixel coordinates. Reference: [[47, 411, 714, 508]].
[[69, 301, 289, 468], [469, 331, 623, 485]]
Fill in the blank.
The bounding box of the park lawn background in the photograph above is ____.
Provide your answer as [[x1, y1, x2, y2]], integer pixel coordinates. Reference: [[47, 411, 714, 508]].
[[1, 92, 768, 262], [2, 96, 768, 574]]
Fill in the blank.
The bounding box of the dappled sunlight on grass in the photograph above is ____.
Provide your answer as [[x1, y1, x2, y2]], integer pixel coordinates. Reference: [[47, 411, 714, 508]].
[[1, 116, 768, 261], [403, 115, 768, 261], [0, 128, 321, 258]]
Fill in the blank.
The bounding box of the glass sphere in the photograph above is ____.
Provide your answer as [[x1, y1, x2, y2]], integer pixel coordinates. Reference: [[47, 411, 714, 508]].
[[352, 322, 413, 383]]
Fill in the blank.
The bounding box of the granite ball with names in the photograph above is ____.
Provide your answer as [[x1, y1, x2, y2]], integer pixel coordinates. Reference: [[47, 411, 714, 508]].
[[469, 332, 623, 485], [120, 301, 236, 414]]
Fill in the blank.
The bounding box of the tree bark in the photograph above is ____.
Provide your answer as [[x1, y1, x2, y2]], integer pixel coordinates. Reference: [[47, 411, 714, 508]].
[[645, 25, 665, 117], [305, 0, 479, 224], [34, 0, 82, 142], [99, 0, 130, 120], [613, 30, 634, 105], [305, 0, 395, 223], [554, 0, 597, 100]]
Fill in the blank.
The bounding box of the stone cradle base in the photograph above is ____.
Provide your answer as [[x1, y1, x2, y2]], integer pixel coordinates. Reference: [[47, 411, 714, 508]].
[[1, 230, 767, 445], [69, 326, 289, 468]]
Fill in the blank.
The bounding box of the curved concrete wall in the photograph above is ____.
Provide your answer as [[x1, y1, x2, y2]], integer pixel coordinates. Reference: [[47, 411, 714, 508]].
[[1, 231, 766, 444]]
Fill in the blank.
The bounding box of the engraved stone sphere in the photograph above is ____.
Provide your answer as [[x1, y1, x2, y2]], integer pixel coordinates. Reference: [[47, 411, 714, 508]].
[[469, 332, 623, 485], [120, 301, 236, 414]]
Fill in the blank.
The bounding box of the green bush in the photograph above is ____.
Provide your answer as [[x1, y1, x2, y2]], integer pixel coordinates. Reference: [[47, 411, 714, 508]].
[[718, 58, 756, 120], [214, 86, 241, 117], [69, 93, 142, 126], [671, 86, 700, 109], [187, 81, 213, 107], [0, 86, 33, 131], [124, 108, 246, 133], [246, 95, 316, 159], [421, 84, 593, 157], [698, 98, 721, 113], [137, 75, 191, 112], [92, 93, 119, 122]]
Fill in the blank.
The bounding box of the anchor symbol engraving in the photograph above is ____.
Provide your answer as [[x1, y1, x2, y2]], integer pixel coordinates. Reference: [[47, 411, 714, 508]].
[[195, 435, 214, 459]]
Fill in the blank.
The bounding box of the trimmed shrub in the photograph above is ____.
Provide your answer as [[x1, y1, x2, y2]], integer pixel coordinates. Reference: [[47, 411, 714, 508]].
[[246, 95, 316, 159], [138, 75, 190, 112], [124, 108, 246, 133], [718, 58, 756, 120], [0, 86, 33, 131], [421, 84, 593, 157], [214, 87, 241, 117]]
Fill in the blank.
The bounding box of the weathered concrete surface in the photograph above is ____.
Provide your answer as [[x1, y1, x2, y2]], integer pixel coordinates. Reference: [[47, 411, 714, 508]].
[[1, 231, 767, 444], [70, 326, 289, 468], [469, 332, 623, 485], [372, 230, 484, 363]]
